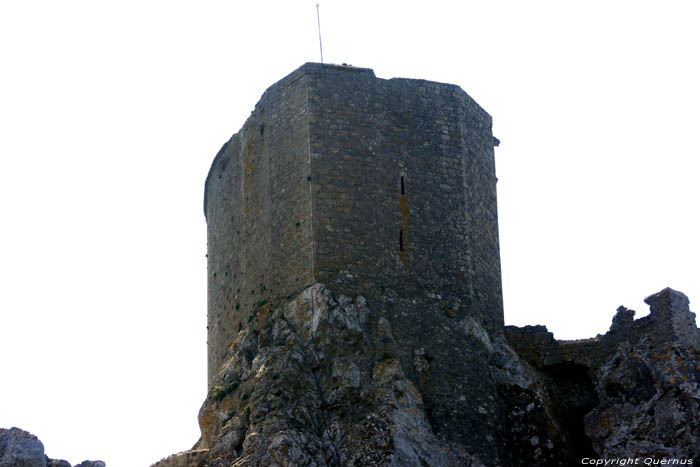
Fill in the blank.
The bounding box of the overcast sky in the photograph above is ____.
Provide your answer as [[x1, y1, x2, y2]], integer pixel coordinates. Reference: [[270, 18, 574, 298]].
[[1, 1, 698, 466]]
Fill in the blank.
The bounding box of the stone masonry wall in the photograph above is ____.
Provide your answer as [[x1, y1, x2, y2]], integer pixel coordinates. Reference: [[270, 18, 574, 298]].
[[306, 64, 502, 333], [303, 64, 503, 456], [189, 65, 700, 467], [204, 63, 504, 459], [204, 68, 315, 384]]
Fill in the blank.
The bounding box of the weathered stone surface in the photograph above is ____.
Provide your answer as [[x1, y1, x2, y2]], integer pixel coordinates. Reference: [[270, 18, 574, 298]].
[[156, 286, 700, 466], [188, 283, 700, 466], [204, 63, 504, 458], [584, 339, 700, 460], [493, 341, 582, 466], [0, 427, 106, 467], [0, 427, 47, 467], [196, 284, 489, 466], [150, 450, 208, 467], [156, 64, 700, 466], [506, 287, 700, 464], [506, 288, 700, 371], [47, 459, 72, 467]]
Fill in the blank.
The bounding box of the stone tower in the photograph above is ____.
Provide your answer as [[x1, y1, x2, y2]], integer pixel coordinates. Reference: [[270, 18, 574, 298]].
[[204, 63, 503, 453]]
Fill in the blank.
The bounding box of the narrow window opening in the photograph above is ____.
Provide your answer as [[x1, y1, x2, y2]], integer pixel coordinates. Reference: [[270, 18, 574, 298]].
[[400, 176, 405, 195], [399, 229, 404, 251]]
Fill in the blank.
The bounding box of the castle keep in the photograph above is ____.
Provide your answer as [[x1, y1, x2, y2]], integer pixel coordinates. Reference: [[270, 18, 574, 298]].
[[204, 63, 504, 452], [147, 64, 700, 466], [205, 63, 502, 379]]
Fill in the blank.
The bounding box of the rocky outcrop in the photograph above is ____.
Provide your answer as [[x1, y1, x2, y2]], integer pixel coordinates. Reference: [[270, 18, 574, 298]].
[[0, 427, 105, 467], [174, 63, 700, 465], [153, 286, 700, 466], [584, 337, 700, 459], [493, 340, 583, 465], [583, 290, 700, 460], [149, 450, 208, 467], [195, 284, 488, 466], [506, 288, 700, 464], [0, 427, 46, 467], [154, 284, 586, 466]]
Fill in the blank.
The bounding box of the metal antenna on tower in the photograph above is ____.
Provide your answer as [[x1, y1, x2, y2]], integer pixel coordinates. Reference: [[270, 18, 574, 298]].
[[316, 3, 324, 64]]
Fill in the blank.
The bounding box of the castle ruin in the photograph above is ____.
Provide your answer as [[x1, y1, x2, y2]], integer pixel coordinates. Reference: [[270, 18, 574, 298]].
[[204, 63, 504, 455], [150, 63, 700, 467]]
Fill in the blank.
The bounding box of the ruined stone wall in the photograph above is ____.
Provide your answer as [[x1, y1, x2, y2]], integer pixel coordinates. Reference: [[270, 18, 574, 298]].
[[505, 288, 700, 371], [504, 288, 700, 461], [189, 65, 700, 467]]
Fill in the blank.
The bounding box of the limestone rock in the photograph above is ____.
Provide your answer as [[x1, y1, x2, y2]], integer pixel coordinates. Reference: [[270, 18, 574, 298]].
[[182, 63, 700, 466], [188, 283, 610, 466], [197, 284, 487, 466], [0, 428, 105, 467], [192, 284, 700, 466], [0, 427, 46, 467], [154, 285, 700, 466], [46, 459, 72, 467], [584, 339, 700, 460], [493, 342, 580, 466], [150, 450, 208, 467], [194, 281, 635, 466], [507, 287, 700, 464]]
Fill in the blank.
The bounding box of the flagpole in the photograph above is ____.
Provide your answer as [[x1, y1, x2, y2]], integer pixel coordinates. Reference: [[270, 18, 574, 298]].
[[316, 4, 324, 64]]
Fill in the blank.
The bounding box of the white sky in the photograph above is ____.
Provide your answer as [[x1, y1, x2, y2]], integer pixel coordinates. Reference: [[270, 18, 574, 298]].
[[1, 1, 698, 466]]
